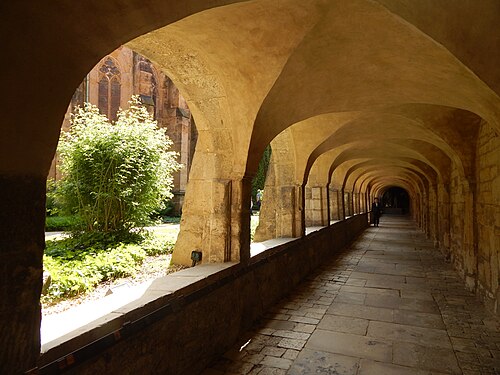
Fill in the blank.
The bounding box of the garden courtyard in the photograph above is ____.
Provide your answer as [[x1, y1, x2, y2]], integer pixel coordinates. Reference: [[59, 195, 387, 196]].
[[42, 215, 262, 317]]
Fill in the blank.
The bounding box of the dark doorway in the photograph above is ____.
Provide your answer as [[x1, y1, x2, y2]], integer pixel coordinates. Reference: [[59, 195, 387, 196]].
[[382, 187, 410, 214]]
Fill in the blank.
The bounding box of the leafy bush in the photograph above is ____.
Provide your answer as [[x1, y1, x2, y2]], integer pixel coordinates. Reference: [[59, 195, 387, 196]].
[[141, 235, 175, 256], [45, 231, 143, 257], [56, 96, 181, 233], [152, 198, 176, 220], [251, 145, 271, 204], [45, 215, 79, 231], [42, 232, 175, 302], [46, 179, 63, 217], [43, 244, 146, 300]]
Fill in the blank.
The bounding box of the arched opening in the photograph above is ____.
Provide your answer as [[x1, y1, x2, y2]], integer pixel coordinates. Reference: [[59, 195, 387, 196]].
[[1, 1, 499, 373], [42, 44, 198, 346], [250, 144, 271, 241], [382, 186, 411, 215]]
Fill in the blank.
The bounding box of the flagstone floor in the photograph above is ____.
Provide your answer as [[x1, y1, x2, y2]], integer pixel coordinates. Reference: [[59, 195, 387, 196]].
[[202, 215, 500, 375]]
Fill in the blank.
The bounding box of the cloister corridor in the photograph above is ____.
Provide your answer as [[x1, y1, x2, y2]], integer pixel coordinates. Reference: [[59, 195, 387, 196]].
[[203, 215, 500, 375], [1, 1, 499, 373]]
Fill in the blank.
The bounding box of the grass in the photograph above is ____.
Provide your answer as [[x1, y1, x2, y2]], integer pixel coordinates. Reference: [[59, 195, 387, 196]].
[[43, 214, 260, 305], [42, 229, 176, 304], [46, 215, 78, 231]]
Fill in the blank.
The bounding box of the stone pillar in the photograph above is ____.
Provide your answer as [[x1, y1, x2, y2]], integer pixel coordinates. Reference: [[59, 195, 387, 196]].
[[429, 185, 438, 246], [305, 186, 328, 226], [416, 193, 421, 223], [463, 181, 477, 291], [305, 186, 313, 226], [326, 187, 331, 224], [178, 115, 191, 192], [173, 175, 251, 266], [421, 192, 428, 234], [344, 191, 352, 217], [254, 184, 304, 241], [341, 189, 346, 220], [437, 183, 451, 256], [0, 175, 45, 373], [329, 188, 341, 221], [353, 192, 359, 214]]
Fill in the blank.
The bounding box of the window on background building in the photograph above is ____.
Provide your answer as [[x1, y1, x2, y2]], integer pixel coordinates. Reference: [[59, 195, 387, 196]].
[[98, 57, 121, 121], [138, 57, 158, 119]]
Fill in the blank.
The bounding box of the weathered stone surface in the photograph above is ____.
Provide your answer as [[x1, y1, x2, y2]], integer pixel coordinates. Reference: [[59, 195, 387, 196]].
[[204, 216, 500, 375], [289, 349, 359, 375], [393, 342, 461, 374], [37, 216, 368, 374], [0, 175, 45, 374], [2, 1, 500, 372]]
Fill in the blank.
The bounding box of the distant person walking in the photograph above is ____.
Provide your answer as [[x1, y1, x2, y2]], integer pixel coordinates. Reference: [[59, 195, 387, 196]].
[[371, 197, 382, 227], [256, 189, 263, 210]]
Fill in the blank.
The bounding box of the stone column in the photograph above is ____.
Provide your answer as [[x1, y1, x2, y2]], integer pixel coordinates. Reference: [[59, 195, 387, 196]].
[[424, 191, 430, 236], [254, 184, 304, 241], [344, 191, 352, 217], [341, 189, 347, 220], [172, 175, 251, 266], [437, 183, 451, 256], [329, 188, 336, 221], [179, 115, 191, 192], [305, 186, 313, 226], [353, 192, 359, 214], [462, 181, 477, 291], [329, 188, 342, 221], [419, 197, 424, 230], [0, 175, 45, 373], [305, 186, 328, 226], [429, 184, 439, 246]]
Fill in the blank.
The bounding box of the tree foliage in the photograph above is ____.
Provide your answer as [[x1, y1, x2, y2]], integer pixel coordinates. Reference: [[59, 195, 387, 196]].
[[56, 96, 181, 233], [251, 145, 272, 203]]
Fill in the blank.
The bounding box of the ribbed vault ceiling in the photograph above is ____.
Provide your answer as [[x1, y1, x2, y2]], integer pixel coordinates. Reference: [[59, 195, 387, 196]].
[[124, 0, 499, 200]]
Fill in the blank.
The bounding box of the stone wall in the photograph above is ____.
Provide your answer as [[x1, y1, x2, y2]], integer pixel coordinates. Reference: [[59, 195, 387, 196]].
[[305, 186, 328, 226], [476, 123, 500, 313], [0, 175, 45, 373], [419, 121, 500, 315], [449, 165, 467, 280], [37, 215, 368, 374]]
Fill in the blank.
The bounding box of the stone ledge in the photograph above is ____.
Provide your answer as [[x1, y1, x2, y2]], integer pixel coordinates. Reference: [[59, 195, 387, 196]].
[[36, 214, 369, 373], [39, 262, 237, 366]]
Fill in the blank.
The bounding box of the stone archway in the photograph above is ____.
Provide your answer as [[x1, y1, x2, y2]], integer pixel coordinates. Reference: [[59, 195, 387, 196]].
[[1, 1, 499, 372]]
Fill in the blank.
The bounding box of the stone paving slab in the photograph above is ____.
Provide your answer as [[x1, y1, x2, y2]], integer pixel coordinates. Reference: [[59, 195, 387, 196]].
[[201, 216, 500, 375]]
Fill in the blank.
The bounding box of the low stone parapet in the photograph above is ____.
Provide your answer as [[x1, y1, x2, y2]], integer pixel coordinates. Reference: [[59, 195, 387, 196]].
[[36, 213, 369, 374]]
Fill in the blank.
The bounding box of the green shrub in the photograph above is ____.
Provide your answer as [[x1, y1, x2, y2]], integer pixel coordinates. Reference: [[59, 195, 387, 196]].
[[152, 198, 176, 220], [251, 145, 271, 204], [43, 243, 147, 301], [42, 231, 176, 302], [56, 96, 181, 233], [46, 179, 63, 217], [141, 235, 175, 256], [45, 231, 144, 258], [45, 215, 79, 231]]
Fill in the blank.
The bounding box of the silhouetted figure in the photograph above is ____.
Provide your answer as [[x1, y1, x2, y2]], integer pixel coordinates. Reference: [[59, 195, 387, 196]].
[[371, 197, 382, 227], [255, 189, 263, 210]]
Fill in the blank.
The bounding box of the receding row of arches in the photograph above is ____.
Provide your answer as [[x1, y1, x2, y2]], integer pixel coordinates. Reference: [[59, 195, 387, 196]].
[[0, 0, 499, 372]]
